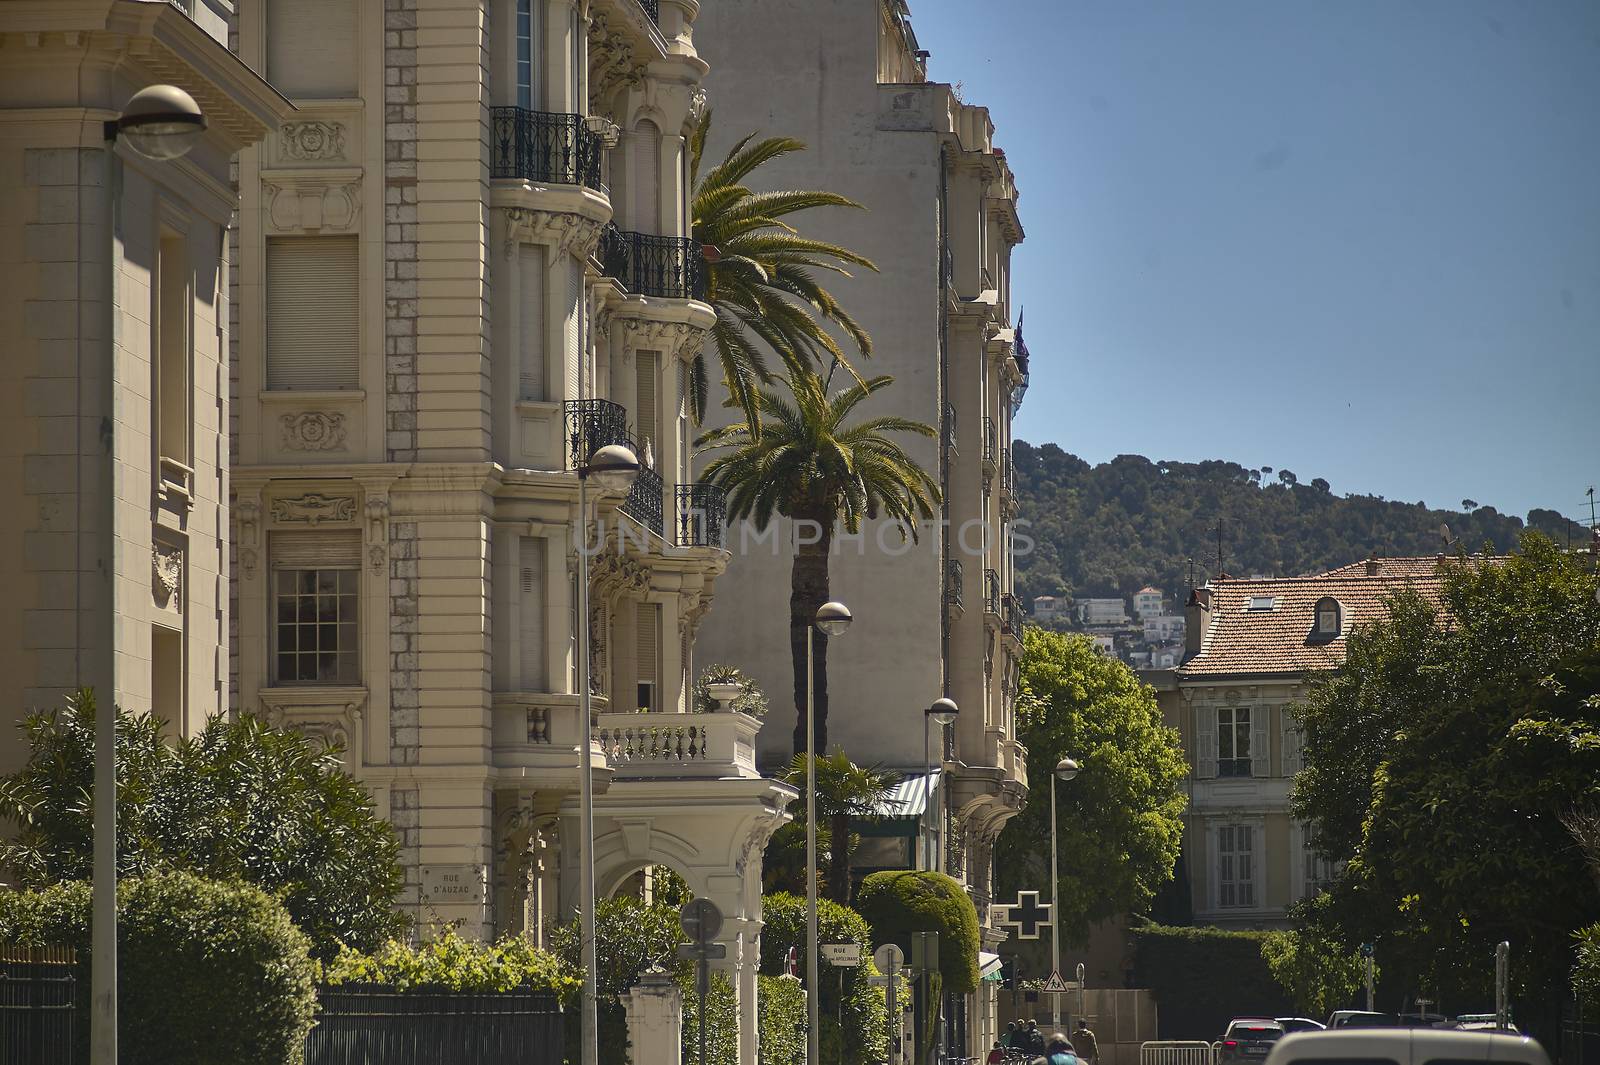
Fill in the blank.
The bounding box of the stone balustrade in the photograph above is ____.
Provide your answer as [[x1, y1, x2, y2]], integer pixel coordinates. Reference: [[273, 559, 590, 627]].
[[594, 710, 761, 780]]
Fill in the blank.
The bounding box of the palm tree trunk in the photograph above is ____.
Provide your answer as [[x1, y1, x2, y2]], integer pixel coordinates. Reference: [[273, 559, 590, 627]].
[[829, 811, 852, 905], [790, 511, 834, 755]]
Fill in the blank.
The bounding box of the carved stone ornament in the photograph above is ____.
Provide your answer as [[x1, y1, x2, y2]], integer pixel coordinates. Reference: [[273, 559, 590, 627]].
[[261, 697, 365, 760], [502, 207, 606, 261], [271, 493, 357, 526], [589, 550, 652, 597], [279, 120, 347, 161], [365, 497, 391, 574], [619, 317, 708, 363], [238, 547, 259, 580], [263, 180, 361, 233], [687, 87, 709, 128], [152, 545, 182, 604], [280, 411, 348, 451]]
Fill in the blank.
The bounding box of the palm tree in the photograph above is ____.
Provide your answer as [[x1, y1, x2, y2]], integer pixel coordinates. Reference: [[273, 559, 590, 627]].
[[784, 752, 901, 905], [689, 111, 877, 428], [698, 370, 940, 754]]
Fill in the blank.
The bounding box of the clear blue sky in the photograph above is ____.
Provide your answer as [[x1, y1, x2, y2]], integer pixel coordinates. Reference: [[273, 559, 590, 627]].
[[908, 0, 1600, 524]]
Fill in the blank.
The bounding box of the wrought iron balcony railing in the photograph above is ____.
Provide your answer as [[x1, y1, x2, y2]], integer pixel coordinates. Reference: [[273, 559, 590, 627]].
[[637, 0, 660, 21], [564, 399, 633, 469], [945, 558, 964, 612], [491, 108, 604, 191], [622, 465, 665, 538], [599, 224, 707, 301], [676, 483, 726, 549], [942, 403, 957, 456], [984, 569, 1000, 616], [1001, 446, 1014, 493], [983, 417, 997, 469], [1002, 592, 1024, 636]]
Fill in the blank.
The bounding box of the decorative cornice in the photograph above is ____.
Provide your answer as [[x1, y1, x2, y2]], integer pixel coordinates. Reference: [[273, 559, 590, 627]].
[[503, 206, 608, 261], [279, 120, 347, 161], [152, 544, 182, 605], [270, 493, 357, 526]]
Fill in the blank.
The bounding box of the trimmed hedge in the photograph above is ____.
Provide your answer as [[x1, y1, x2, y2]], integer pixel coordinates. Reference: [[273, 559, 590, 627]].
[[323, 931, 579, 998], [0, 871, 318, 1065], [759, 974, 807, 1065], [682, 969, 739, 1065], [1130, 923, 1293, 1039], [855, 871, 979, 993], [760, 892, 888, 1065]]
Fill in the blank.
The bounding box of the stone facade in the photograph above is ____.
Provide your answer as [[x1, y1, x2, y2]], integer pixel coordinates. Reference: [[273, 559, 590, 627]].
[[0, 0, 286, 769]]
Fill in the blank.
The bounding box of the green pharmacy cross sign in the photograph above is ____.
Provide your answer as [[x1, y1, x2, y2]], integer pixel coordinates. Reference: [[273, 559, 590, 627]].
[[993, 891, 1052, 940]]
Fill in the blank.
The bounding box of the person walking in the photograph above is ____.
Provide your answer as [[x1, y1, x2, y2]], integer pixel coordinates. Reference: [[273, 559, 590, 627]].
[[989, 1041, 1007, 1065], [1027, 1020, 1046, 1056], [1004, 1022, 1021, 1053], [1031, 1032, 1080, 1065], [1069, 1020, 1099, 1065]]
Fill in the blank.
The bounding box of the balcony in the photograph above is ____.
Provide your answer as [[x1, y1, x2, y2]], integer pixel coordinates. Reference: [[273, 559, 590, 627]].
[[984, 569, 1000, 617], [982, 417, 997, 472], [594, 711, 761, 780], [945, 558, 964, 614], [1002, 593, 1024, 637], [676, 483, 727, 549], [599, 224, 707, 301], [942, 403, 957, 456], [637, 0, 659, 22], [491, 108, 604, 191], [623, 465, 665, 539], [1001, 446, 1014, 494], [564, 399, 633, 468]]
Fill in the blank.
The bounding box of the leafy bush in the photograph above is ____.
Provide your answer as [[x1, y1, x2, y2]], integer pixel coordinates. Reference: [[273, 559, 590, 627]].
[[1130, 923, 1292, 1038], [1577, 923, 1600, 1007], [760, 974, 807, 1065], [759, 891, 872, 976], [0, 694, 407, 957], [694, 663, 769, 717], [855, 870, 979, 993], [0, 870, 318, 1065], [759, 892, 888, 1065], [323, 931, 579, 998], [682, 970, 739, 1065], [1260, 926, 1366, 1018]]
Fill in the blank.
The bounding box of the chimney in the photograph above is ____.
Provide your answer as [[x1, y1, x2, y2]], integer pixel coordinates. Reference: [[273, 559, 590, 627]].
[[1365, 557, 1380, 577], [1184, 586, 1211, 661]]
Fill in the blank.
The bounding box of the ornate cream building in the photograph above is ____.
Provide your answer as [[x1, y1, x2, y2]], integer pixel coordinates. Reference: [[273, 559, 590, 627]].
[[229, 2, 788, 1058], [694, 0, 1031, 1056], [0, 0, 287, 771]]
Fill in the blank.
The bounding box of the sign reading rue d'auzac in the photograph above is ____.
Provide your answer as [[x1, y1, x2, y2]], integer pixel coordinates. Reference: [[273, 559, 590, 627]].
[[420, 864, 487, 906]]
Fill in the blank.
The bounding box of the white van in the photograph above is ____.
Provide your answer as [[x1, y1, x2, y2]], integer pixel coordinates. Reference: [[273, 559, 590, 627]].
[[1263, 1029, 1550, 1065]]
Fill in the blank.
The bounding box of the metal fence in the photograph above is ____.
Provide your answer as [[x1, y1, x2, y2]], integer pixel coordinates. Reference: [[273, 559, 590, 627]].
[[490, 107, 603, 190], [0, 945, 78, 1065], [1139, 1041, 1216, 1065], [306, 985, 563, 1065], [1565, 996, 1600, 1065]]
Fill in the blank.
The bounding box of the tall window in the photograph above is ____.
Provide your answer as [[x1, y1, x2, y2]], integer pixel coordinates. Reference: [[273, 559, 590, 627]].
[[636, 603, 659, 712], [271, 532, 360, 685], [267, 236, 359, 390], [516, 0, 540, 109], [155, 231, 190, 469], [151, 625, 183, 735], [1303, 844, 1338, 900], [635, 352, 658, 463], [1217, 706, 1252, 777], [632, 122, 660, 233], [267, 0, 357, 98], [519, 246, 545, 400], [519, 537, 546, 690], [1217, 824, 1255, 908]]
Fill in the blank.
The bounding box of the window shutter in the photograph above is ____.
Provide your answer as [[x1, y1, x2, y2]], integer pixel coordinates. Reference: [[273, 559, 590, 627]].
[[267, 0, 357, 98], [633, 123, 660, 233], [635, 352, 657, 460], [267, 236, 359, 390], [1242, 826, 1258, 907], [270, 530, 362, 568], [564, 257, 581, 401], [519, 537, 546, 690], [519, 246, 545, 400], [1252, 708, 1270, 777], [1282, 712, 1303, 776], [636, 603, 658, 707], [1195, 705, 1216, 778]]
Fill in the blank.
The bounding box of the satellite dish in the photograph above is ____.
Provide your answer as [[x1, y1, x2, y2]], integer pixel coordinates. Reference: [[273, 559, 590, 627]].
[[1439, 523, 1451, 546]]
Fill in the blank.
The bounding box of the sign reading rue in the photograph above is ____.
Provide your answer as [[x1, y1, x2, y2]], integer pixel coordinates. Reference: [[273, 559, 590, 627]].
[[420, 864, 487, 906]]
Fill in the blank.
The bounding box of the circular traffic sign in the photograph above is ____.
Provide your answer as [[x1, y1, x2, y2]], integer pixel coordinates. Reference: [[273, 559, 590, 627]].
[[680, 898, 723, 943], [873, 943, 905, 974]]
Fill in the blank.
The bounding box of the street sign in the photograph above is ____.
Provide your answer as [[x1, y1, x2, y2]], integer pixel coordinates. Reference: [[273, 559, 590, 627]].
[[677, 942, 727, 961], [873, 943, 905, 974], [1042, 971, 1069, 993], [821, 943, 861, 966], [679, 898, 723, 943]]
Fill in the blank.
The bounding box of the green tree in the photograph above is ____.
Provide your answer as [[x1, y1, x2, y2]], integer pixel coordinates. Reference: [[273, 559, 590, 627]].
[[689, 111, 876, 426], [783, 752, 900, 905], [0, 694, 407, 956], [699, 371, 938, 754], [1260, 916, 1367, 1018], [1290, 535, 1600, 1031], [993, 630, 1188, 944]]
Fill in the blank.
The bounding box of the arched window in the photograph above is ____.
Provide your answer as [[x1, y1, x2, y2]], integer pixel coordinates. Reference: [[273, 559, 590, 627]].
[[1313, 596, 1341, 640]]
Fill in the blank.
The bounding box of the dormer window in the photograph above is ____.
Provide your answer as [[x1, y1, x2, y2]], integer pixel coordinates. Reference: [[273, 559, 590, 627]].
[[1312, 596, 1342, 641], [1247, 596, 1277, 612]]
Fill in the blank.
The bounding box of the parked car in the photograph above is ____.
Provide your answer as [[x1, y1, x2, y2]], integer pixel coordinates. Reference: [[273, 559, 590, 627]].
[[1327, 1010, 1401, 1029], [1219, 1019, 1286, 1063], [1398, 1012, 1452, 1029], [1274, 1018, 1326, 1034], [1264, 1029, 1549, 1065], [1456, 1014, 1520, 1033]]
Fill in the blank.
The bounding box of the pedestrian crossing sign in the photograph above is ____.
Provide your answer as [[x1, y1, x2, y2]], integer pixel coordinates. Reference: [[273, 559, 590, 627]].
[[1042, 972, 1069, 993]]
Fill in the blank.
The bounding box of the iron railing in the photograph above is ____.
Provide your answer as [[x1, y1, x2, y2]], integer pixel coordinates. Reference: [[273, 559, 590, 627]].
[[599, 224, 706, 300], [306, 985, 562, 1065], [945, 558, 964, 611], [0, 946, 76, 1065], [676, 483, 726, 548], [490, 108, 603, 191], [1001, 446, 1013, 493], [564, 399, 633, 469], [942, 403, 957, 455], [984, 569, 1000, 616], [623, 465, 665, 538], [637, 0, 660, 21], [1002, 592, 1024, 635], [982, 417, 997, 468]]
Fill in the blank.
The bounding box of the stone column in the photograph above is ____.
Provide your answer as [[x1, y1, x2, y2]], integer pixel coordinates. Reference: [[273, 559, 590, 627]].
[[622, 972, 684, 1065]]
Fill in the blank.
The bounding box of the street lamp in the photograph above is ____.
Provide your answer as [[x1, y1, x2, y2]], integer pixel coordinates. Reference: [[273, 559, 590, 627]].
[[1048, 756, 1079, 1029], [807, 600, 851, 1065], [92, 83, 206, 1065], [924, 698, 958, 873], [576, 439, 640, 1065]]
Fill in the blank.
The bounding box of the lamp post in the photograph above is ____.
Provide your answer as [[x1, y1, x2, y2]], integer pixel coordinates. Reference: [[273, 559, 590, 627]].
[[92, 84, 206, 1065], [924, 698, 958, 872], [807, 601, 852, 1065], [1048, 756, 1079, 1029], [576, 440, 640, 1065]]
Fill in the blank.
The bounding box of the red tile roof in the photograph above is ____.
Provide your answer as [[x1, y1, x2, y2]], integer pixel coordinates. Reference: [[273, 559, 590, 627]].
[[1176, 562, 1460, 678]]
